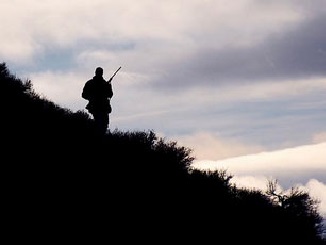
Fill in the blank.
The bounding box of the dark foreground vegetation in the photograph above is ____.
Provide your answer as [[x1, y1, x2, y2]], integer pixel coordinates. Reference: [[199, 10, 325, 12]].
[[1, 62, 325, 244]]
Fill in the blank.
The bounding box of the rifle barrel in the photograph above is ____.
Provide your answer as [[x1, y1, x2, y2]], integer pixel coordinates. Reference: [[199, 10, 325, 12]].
[[109, 66, 121, 81]]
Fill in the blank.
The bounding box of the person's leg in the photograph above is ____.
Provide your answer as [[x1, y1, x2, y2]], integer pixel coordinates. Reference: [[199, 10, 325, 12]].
[[93, 112, 108, 135]]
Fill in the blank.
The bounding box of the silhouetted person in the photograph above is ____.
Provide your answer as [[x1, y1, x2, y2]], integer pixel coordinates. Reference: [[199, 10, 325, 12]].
[[82, 67, 113, 135]]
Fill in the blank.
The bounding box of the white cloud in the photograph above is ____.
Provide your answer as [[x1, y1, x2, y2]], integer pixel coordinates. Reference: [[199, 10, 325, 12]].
[[230, 175, 283, 192], [229, 176, 326, 219], [305, 179, 326, 217], [313, 132, 326, 144], [193, 142, 326, 219], [193, 142, 326, 173], [175, 131, 264, 161], [0, 0, 305, 65], [28, 70, 88, 111]]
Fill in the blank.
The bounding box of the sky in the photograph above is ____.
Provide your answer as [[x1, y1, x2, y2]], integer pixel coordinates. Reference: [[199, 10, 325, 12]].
[[1, 0, 325, 224]]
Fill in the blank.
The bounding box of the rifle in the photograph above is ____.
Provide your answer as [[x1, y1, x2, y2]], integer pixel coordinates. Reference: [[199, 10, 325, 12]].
[[108, 66, 121, 82]]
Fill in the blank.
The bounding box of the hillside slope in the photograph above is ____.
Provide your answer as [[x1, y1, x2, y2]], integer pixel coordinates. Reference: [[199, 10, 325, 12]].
[[1, 62, 325, 244]]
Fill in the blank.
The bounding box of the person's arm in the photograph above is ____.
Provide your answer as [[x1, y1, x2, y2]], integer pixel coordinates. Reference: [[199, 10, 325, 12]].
[[82, 81, 91, 100]]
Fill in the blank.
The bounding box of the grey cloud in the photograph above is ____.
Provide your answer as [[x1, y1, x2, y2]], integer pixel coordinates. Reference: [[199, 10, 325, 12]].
[[266, 15, 326, 77], [151, 13, 326, 91]]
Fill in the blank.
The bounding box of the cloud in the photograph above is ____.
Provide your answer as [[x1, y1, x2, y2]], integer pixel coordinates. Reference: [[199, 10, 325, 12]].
[[305, 179, 326, 217], [192, 142, 326, 219], [153, 13, 326, 90], [231, 176, 326, 218], [27, 70, 88, 111], [193, 142, 326, 172], [175, 131, 265, 161], [193, 142, 326, 194], [0, 1, 313, 69], [313, 132, 326, 143]]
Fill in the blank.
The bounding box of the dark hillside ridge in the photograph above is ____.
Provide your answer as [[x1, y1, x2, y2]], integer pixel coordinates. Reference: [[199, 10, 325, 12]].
[[1, 62, 325, 244]]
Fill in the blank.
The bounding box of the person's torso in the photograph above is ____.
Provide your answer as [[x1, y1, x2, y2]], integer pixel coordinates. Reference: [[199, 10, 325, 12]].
[[87, 77, 112, 101]]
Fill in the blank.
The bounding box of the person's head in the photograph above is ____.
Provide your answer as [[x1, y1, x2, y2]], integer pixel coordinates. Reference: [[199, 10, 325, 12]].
[[95, 67, 103, 77]]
